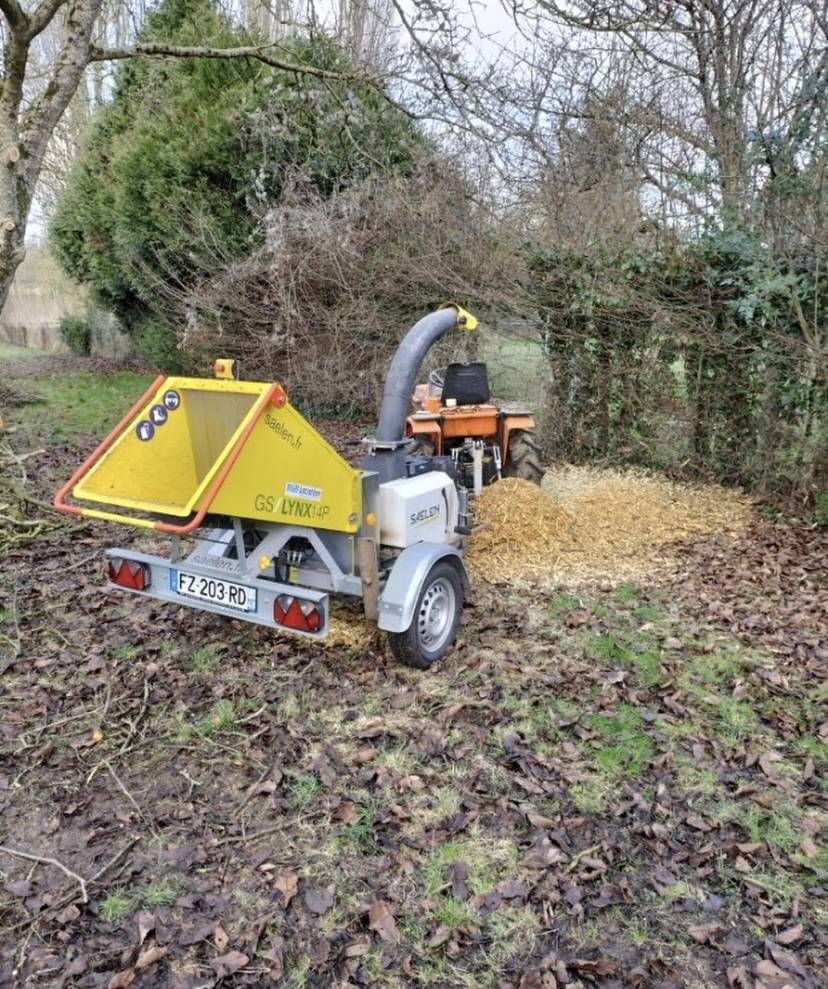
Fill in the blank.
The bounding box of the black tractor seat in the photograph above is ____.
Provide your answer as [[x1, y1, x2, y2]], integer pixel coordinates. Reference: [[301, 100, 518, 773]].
[[440, 362, 491, 406]]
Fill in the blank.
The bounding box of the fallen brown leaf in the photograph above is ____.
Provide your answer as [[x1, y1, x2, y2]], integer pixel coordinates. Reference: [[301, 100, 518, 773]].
[[214, 924, 229, 953], [107, 969, 135, 989], [303, 886, 334, 915], [210, 951, 249, 978], [775, 925, 803, 946], [274, 870, 298, 908], [368, 899, 399, 942], [136, 946, 166, 971]]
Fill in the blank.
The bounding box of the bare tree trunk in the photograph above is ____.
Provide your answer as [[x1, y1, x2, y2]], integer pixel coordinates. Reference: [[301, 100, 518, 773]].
[[0, 0, 104, 310]]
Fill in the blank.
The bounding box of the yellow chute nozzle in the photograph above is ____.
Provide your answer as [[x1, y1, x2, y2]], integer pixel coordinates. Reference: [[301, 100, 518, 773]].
[[440, 303, 478, 331]]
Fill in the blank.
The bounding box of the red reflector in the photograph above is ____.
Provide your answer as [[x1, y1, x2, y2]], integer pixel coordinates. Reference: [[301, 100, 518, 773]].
[[273, 595, 321, 633], [107, 558, 150, 591]]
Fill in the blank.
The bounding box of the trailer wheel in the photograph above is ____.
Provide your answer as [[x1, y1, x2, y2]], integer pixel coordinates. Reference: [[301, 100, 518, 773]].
[[389, 561, 463, 669], [504, 429, 544, 485]]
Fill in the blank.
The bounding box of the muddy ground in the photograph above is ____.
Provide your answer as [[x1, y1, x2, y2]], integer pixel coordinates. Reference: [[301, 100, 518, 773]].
[[0, 353, 826, 989]]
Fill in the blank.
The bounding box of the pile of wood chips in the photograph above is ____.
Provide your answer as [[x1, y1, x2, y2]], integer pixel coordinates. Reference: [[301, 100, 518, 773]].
[[466, 467, 753, 586], [325, 603, 375, 651]]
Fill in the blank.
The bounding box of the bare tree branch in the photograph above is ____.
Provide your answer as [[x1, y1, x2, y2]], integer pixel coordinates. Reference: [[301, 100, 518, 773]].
[[28, 0, 69, 39], [0, 0, 27, 32], [88, 41, 368, 81]]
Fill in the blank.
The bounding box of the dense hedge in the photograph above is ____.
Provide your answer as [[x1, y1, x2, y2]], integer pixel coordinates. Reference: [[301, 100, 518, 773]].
[[529, 230, 827, 507]]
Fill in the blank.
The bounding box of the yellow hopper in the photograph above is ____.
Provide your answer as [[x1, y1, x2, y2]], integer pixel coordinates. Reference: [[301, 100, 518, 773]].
[[54, 372, 363, 535]]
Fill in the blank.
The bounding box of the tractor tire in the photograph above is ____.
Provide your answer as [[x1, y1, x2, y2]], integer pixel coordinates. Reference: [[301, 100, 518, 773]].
[[388, 561, 463, 669], [504, 429, 545, 485]]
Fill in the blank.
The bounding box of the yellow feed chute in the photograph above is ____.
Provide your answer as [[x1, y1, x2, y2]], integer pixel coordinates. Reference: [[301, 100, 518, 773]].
[[69, 375, 363, 534], [210, 398, 362, 532]]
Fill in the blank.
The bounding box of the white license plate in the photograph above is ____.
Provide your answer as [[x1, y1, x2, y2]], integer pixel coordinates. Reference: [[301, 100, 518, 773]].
[[172, 570, 257, 612]]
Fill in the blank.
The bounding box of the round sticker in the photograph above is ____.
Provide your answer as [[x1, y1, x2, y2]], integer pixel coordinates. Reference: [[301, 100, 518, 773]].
[[136, 420, 154, 442], [150, 404, 168, 426], [163, 389, 181, 411]]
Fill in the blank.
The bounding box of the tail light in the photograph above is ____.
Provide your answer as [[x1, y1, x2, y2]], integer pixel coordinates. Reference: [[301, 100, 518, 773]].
[[273, 595, 321, 633], [107, 557, 151, 591]]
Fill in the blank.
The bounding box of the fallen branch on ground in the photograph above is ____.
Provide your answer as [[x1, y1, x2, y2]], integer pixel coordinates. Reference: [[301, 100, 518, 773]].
[[0, 846, 89, 902], [0, 438, 70, 554], [3, 838, 140, 936]]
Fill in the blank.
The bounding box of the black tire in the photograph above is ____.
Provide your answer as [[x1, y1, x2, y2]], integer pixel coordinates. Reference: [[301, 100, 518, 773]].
[[388, 561, 463, 669], [504, 429, 545, 485]]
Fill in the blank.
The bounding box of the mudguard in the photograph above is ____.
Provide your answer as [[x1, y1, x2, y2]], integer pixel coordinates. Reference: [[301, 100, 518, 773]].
[[378, 542, 470, 633]]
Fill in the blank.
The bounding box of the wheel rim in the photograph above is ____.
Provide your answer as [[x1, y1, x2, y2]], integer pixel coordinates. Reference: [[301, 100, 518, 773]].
[[417, 577, 456, 653]]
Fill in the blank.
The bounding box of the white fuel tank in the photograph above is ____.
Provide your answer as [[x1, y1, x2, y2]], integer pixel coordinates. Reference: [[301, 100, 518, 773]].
[[378, 472, 458, 548]]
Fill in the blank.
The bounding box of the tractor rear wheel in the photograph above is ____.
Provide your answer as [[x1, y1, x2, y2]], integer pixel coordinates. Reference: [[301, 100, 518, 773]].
[[504, 429, 544, 485]]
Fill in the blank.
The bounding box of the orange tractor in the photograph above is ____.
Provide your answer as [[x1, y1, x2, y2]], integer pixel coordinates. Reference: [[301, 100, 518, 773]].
[[405, 361, 544, 496]]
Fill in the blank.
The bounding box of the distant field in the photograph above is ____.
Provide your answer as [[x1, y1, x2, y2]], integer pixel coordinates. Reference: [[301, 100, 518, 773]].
[[0, 342, 42, 360], [480, 328, 547, 422], [12, 370, 152, 441]]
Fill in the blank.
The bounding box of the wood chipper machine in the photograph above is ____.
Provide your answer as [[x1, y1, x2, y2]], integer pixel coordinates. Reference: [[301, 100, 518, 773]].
[[54, 305, 542, 668]]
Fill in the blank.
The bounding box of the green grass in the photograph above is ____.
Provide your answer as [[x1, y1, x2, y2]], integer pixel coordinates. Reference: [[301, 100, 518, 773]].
[[111, 644, 143, 662], [99, 890, 135, 924], [434, 896, 475, 929], [290, 772, 323, 807], [718, 800, 804, 855], [99, 878, 180, 925], [588, 704, 654, 777], [580, 631, 664, 689], [141, 878, 179, 908], [675, 649, 760, 743], [793, 735, 828, 768], [19, 371, 152, 439], [581, 632, 625, 663], [550, 697, 582, 721], [483, 905, 539, 967], [421, 837, 520, 930], [423, 837, 518, 900], [613, 583, 642, 603], [194, 699, 238, 737], [176, 698, 239, 742], [548, 594, 581, 619], [675, 760, 723, 797], [570, 775, 618, 813], [712, 698, 759, 742], [0, 343, 42, 360], [632, 604, 663, 623], [742, 869, 806, 908], [343, 800, 380, 845], [186, 646, 223, 673], [684, 649, 744, 687], [621, 915, 652, 947]]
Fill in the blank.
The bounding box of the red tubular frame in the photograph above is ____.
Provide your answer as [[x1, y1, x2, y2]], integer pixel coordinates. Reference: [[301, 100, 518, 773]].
[[53, 375, 165, 518], [54, 377, 285, 537]]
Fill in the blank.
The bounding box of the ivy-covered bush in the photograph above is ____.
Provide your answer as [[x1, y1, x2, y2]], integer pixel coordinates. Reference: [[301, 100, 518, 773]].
[[527, 228, 827, 507]]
